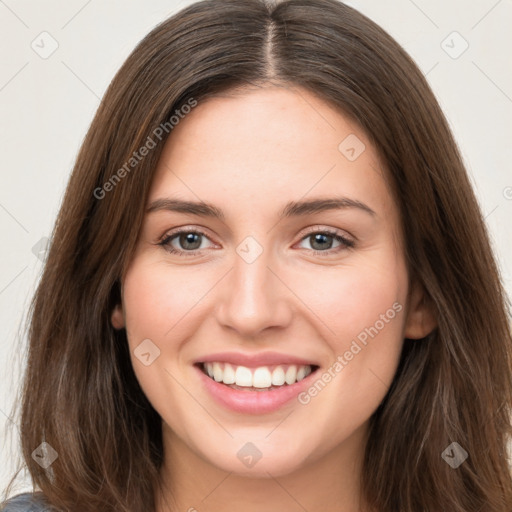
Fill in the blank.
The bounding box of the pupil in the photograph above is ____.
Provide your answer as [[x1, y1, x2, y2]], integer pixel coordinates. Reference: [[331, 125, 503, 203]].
[[181, 233, 201, 250], [311, 233, 331, 251]]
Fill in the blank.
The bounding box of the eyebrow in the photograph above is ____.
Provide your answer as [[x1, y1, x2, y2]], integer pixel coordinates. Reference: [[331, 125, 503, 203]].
[[146, 196, 376, 219]]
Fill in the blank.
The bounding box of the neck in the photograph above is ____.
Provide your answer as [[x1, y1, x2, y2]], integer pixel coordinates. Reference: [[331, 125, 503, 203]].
[[155, 422, 371, 512]]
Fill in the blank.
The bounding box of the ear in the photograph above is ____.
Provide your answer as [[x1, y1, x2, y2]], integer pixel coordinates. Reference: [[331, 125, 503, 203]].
[[111, 303, 125, 330], [403, 278, 437, 339]]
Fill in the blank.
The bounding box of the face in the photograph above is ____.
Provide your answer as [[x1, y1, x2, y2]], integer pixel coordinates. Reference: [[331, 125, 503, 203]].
[[112, 84, 434, 478]]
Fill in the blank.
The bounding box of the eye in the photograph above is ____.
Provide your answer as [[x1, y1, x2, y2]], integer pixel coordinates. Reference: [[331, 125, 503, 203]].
[[157, 227, 355, 257], [158, 229, 214, 257], [296, 228, 355, 255]]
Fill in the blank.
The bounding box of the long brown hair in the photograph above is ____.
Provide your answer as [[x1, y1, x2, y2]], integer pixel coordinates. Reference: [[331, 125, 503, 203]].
[[3, 0, 511, 510]]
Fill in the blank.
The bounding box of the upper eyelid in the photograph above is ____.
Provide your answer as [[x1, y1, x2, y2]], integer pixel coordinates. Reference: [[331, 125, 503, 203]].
[[160, 227, 215, 245]]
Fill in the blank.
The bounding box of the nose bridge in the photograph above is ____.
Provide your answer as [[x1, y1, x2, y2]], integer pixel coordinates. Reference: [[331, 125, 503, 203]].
[[216, 235, 291, 336]]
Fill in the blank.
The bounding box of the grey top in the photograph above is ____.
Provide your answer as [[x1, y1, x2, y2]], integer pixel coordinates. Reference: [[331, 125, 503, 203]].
[[1, 493, 51, 512]]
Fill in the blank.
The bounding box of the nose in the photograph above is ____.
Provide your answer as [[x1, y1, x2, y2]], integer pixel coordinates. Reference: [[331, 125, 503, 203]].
[[215, 241, 293, 339]]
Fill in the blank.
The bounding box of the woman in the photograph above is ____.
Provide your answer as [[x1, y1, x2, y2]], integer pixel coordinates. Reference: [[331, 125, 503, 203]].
[[2, 0, 511, 510]]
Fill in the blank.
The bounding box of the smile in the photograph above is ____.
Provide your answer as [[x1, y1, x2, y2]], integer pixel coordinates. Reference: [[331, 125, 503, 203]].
[[201, 362, 315, 390], [194, 354, 320, 414]]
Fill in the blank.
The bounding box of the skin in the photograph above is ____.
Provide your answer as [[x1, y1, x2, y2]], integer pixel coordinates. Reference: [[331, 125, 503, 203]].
[[111, 84, 436, 512]]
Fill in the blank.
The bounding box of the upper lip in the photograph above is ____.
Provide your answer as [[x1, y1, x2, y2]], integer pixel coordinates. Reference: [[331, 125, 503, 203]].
[[195, 351, 319, 368]]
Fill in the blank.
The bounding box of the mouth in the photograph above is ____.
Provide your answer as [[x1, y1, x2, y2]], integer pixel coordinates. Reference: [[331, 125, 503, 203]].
[[197, 362, 319, 391], [194, 356, 320, 414]]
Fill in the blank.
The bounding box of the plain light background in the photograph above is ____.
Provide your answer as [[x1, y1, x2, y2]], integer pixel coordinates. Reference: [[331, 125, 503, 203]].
[[1, 0, 511, 495]]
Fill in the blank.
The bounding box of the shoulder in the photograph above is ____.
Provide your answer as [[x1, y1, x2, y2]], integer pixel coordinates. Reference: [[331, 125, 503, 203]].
[[1, 492, 52, 512]]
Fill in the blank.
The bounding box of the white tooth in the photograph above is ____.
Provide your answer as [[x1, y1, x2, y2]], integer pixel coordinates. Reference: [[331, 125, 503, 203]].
[[213, 362, 223, 382], [235, 366, 253, 387], [296, 366, 306, 382], [285, 365, 297, 385], [253, 367, 272, 388], [222, 363, 235, 384], [205, 362, 214, 378], [304, 365, 312, 377], [271, 366, 286, 386]]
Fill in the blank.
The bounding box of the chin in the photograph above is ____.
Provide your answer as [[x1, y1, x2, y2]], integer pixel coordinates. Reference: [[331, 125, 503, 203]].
[[196, 435, 317, 478]]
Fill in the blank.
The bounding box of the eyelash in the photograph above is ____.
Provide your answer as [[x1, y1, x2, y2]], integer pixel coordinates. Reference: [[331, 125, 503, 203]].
[[157, 227, 355, 257]]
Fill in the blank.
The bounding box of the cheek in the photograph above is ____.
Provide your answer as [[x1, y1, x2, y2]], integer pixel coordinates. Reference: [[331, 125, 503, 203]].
[[122, 258, 210, 345], [120, 259, 207, 423], [292, 248, 407, 351], [290, 248, 407, 425]]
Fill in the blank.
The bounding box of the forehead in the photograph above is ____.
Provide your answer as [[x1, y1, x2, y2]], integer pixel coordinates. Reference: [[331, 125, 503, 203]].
[[147, 85, 393, 221]]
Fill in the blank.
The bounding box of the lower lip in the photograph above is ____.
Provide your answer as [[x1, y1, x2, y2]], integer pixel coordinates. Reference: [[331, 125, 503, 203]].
[[195, 365, 317, 414]]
